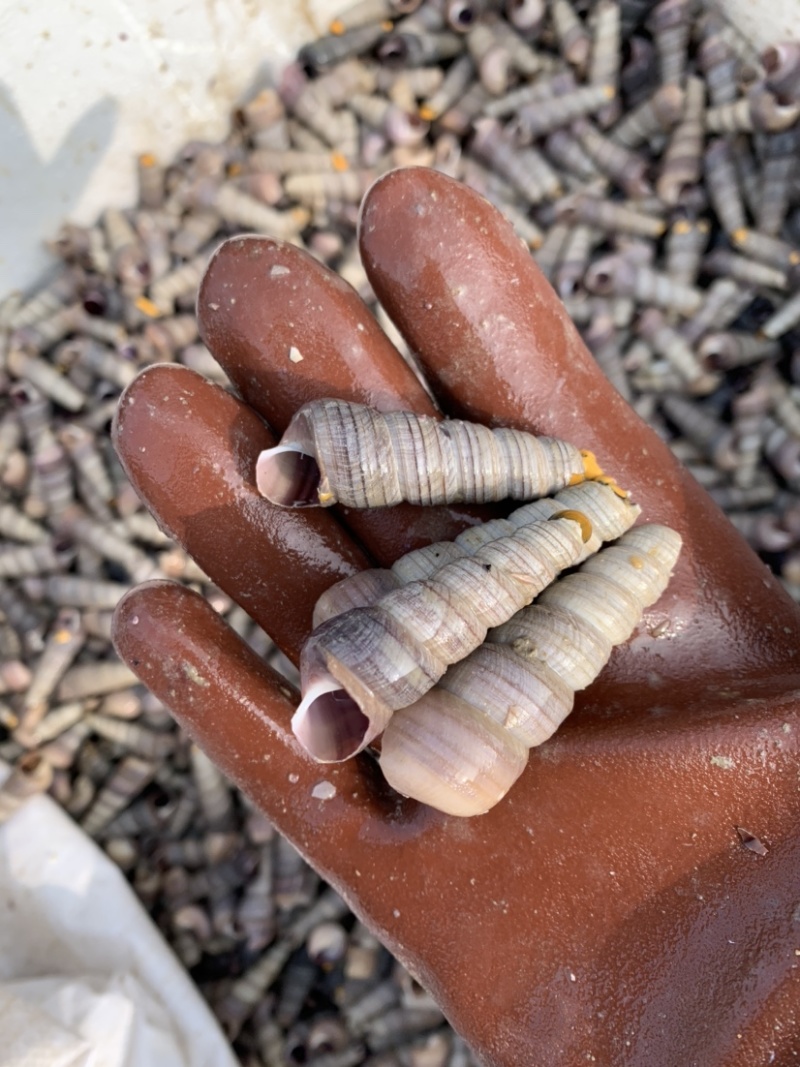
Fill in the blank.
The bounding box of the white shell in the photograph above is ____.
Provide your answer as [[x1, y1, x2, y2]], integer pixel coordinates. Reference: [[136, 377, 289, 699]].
[[379, 524, 682, 816]]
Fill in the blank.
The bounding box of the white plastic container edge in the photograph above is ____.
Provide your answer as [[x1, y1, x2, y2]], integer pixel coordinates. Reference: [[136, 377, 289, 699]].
[[0, 761, 239, 1067], [0, 0, 796, 293], [0, 0, 341, 296]]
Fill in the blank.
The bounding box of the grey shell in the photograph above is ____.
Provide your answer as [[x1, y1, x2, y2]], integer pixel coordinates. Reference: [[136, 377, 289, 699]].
[[294, 480, 640, 766], [294, 481, 639, 764], [256, 398, 588, 508]]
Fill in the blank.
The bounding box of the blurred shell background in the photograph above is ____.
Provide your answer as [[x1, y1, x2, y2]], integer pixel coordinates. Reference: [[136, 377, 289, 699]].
[[0, 0, 794, 295]]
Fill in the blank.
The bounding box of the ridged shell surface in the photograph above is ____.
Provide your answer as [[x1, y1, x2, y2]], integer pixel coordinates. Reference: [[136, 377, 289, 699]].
[[256, 398, 588, 507], [295, 481, 640, 764], [313, 479, 639, 625], [379, 523, 682, 815]]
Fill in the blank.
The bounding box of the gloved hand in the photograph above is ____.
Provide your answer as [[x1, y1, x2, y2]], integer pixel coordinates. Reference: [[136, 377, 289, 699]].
[[113, 167, 800, 1067]]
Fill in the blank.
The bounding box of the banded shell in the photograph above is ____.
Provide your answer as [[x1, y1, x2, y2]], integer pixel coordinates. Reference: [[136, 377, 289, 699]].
[[256, 398, 597, 508], [294, 480, 639, 762], [379, 523, 682, 816]]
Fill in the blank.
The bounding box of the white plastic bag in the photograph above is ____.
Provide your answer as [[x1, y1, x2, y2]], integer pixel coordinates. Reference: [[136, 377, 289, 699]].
[[0, 766, 238, 1067]]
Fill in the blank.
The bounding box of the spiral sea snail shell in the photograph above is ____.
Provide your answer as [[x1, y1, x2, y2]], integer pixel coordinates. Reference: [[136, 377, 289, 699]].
[[379, 523, 682, 816], [294, 480, 640, 764], [256, 398, 606, 508], [265, 399, 680, 815], [309, 519, 680, 815]]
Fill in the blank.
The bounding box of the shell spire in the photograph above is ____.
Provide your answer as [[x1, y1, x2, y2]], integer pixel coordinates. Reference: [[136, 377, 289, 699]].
[[256, 398, 600, 508], [313, 478, 638, 625]]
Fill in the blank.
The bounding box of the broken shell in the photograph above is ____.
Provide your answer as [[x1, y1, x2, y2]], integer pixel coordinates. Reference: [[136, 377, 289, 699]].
[[256, 398, 595, 507]]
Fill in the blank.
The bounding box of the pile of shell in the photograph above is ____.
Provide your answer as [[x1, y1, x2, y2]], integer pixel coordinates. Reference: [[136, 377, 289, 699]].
[[260, 399, 682, 816], [279, 0, 800, 585], [0, 0, 799, 1060]]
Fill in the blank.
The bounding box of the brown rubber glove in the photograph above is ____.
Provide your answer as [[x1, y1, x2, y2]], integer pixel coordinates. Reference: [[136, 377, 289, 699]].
[[112, 168, 800, 1067]]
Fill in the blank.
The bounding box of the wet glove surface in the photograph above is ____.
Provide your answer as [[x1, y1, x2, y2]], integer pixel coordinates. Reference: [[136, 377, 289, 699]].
[[113, 168, 800, 1067]]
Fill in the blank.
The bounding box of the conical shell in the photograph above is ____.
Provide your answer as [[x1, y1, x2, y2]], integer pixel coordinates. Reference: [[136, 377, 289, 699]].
[[256, 398, 591, 508], [379, 524, 682, 816], [376, 688, 530, 819], [296, 511, 588, 761], [294, 481, 640, 763], [313, 479, 639, 625]]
